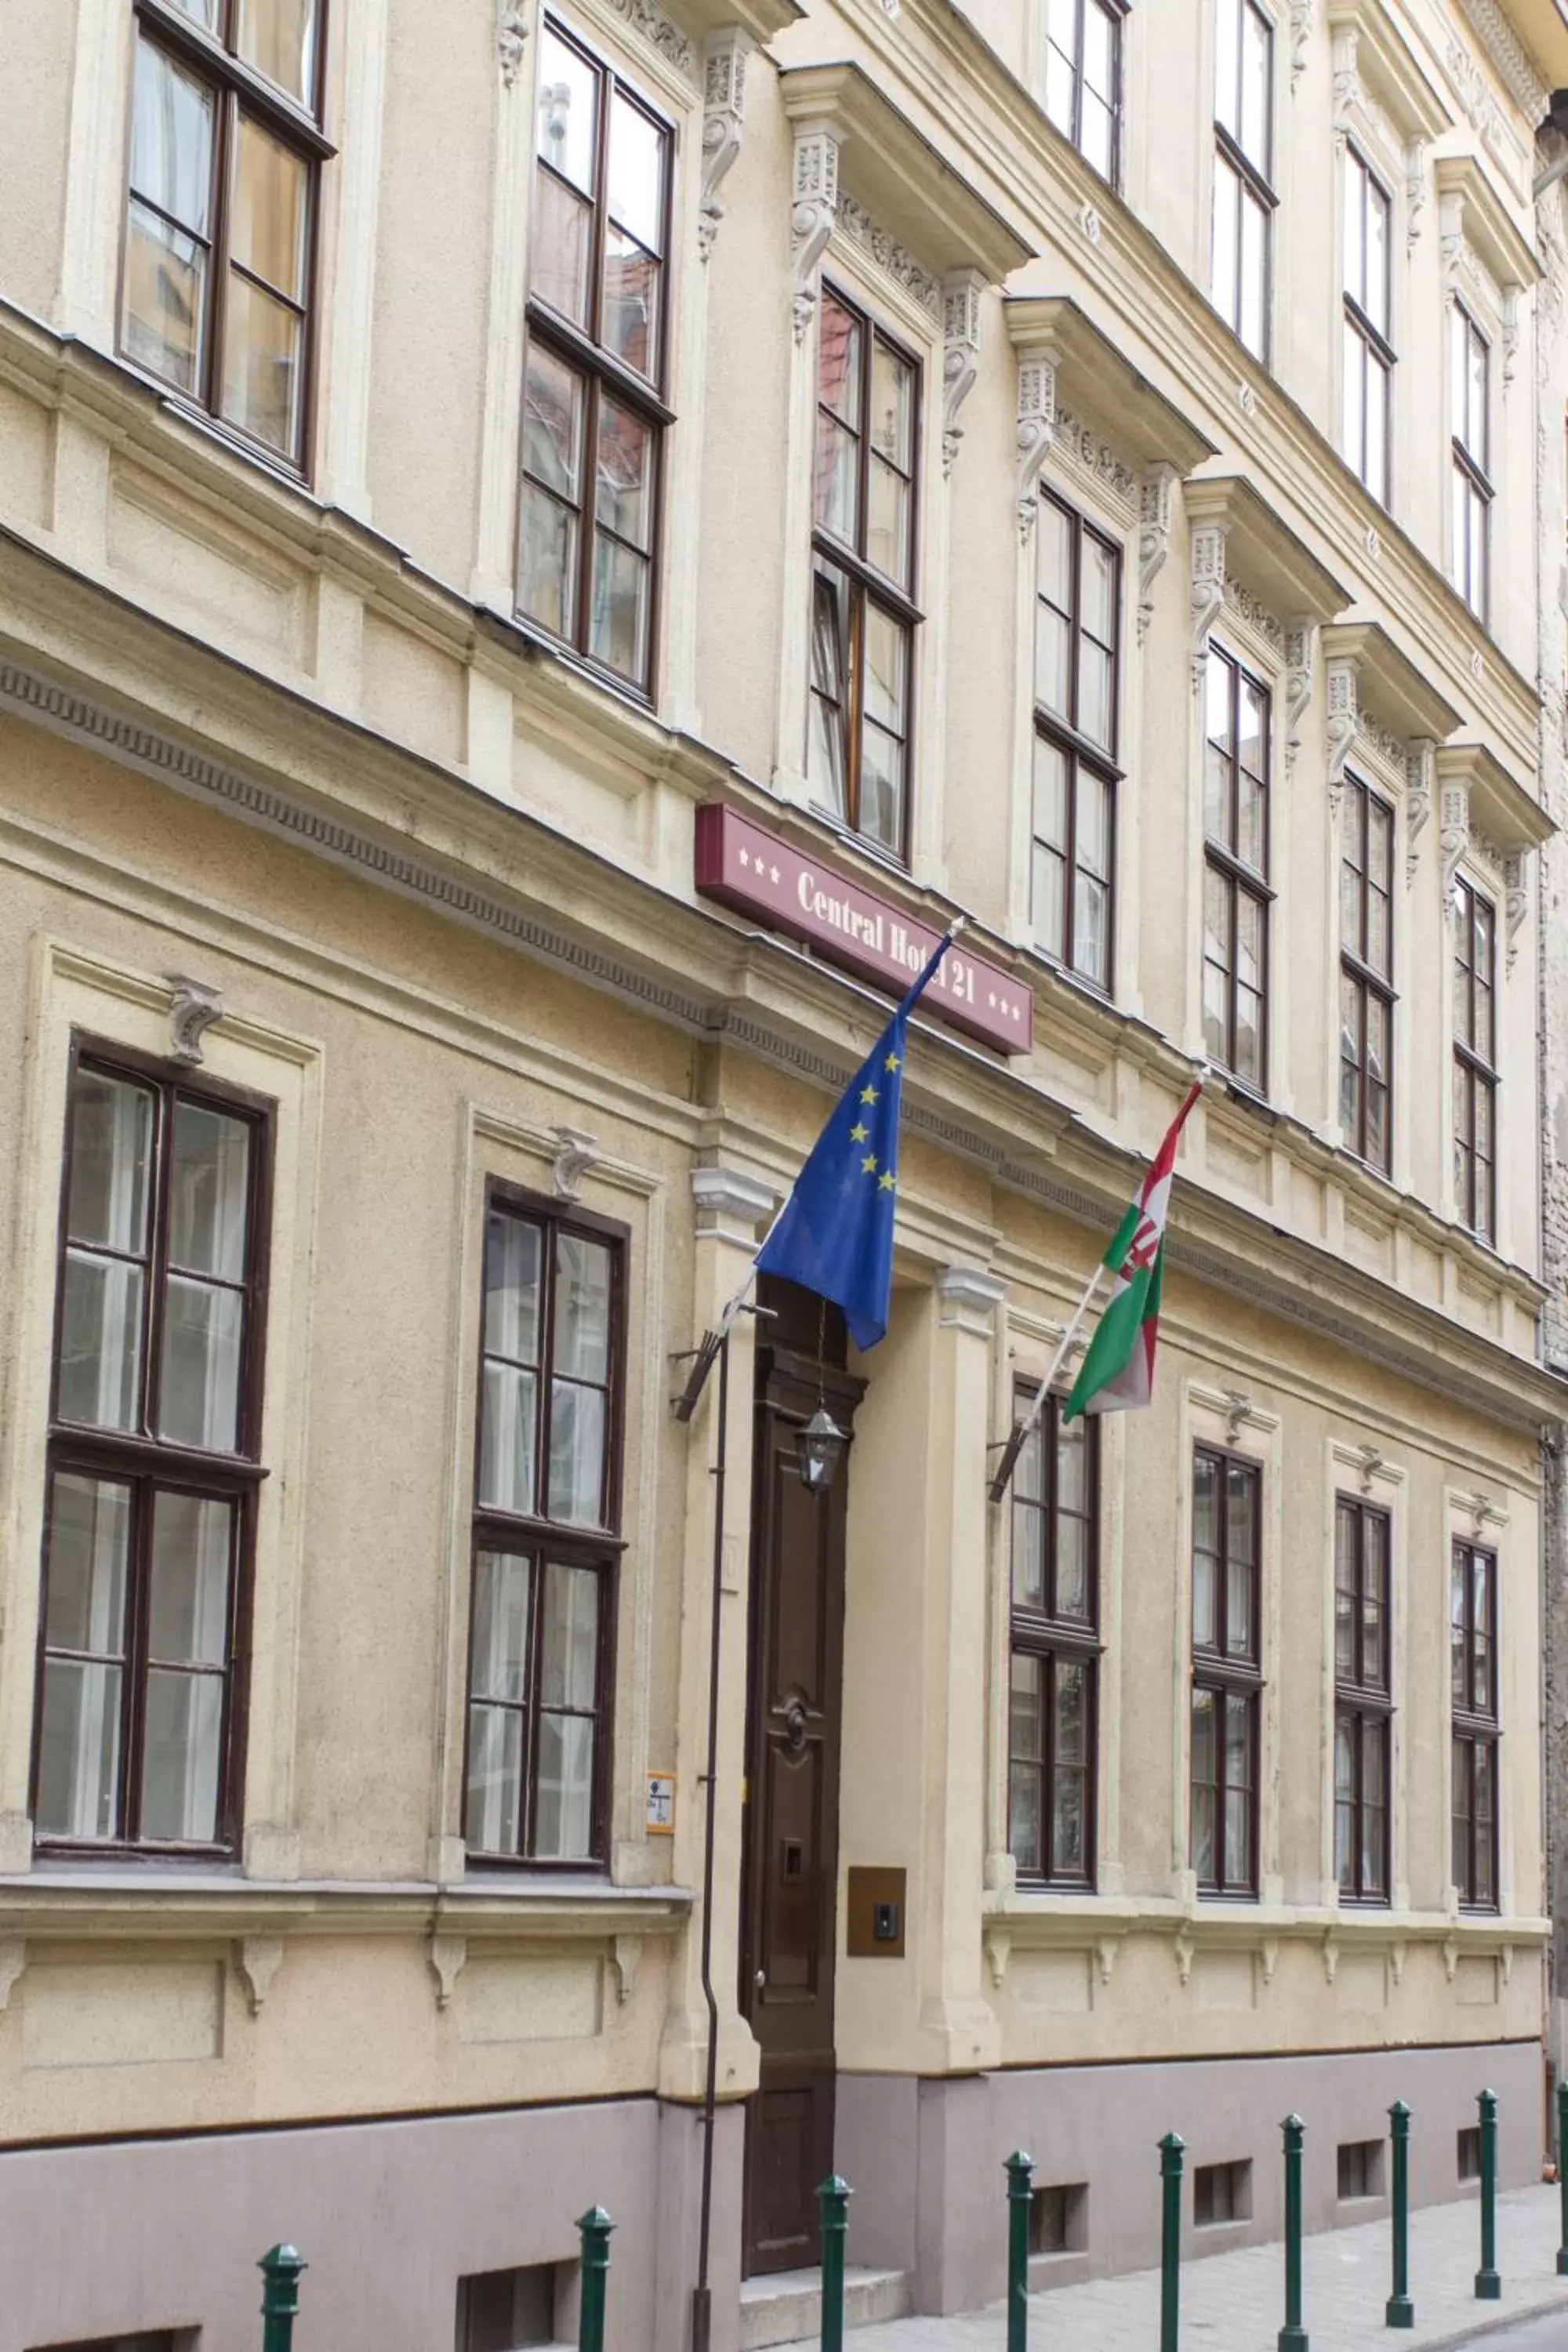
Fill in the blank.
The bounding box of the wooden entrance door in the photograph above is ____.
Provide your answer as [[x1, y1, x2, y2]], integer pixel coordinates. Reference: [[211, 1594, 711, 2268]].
[[739, 1279, 862, 2277]]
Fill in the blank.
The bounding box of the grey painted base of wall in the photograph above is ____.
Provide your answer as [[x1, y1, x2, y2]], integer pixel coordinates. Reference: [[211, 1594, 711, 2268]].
[[836, 2040, 1546, 2318], [0, 2098, 745, 2352]]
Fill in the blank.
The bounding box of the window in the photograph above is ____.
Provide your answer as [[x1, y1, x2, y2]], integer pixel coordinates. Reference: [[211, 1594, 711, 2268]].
[[466, 1189, 623, 1865], [1029, 2183, 1087, 2256], [1007, 1388, 1098, 1886], [456, 2269, 557, 2352], [1032, 492, 1120, 991], [1334, 1498, 1391, 1902], [34, 1049, 270, 1854], [1342, 151, 1393, 503], [1452, 879, 1497, 1245], [1211, 0, 1274, 358], [1450, 1540, 1498, 1910], [1337, 2141, 1384, 2201], [1203, 647, 1271, 1092], [1450, 304, 1491, 619], [518, 21, 672, 695], [1339, 779, 1394, 1174], [1194, 2161, 1251, 2226], [1457, 2125, 1482, 2181], [1190, 1446, 1261, 1897], [119, 0, 327, 470], [1043, 0, 1124, 183], [809, 286, 921, 861]]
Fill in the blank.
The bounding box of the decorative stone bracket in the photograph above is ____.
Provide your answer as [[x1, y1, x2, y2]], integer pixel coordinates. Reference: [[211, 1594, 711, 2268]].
[[1288, 0, 1312, 92], [1406, 739, 1434, 884], [498, 0, 529, 84], [699, 29, 753, 263], [1014, 352, 1056, 540], [941, 270, 985, 477], [1189, 523, 1227, 695], [790, 126, 840, 343], [1137, 465, 1177, 647], [235, 1935, 285, 2016], [430, 1932, 468, 2009], [1325, 655, 1358, 815], [167, 975, 224, 1065], [0, 1939, 24, 2013], [1439, 779, 1470, 909], [550, 1124, 597, 1200], [1283, 621, 1316, 782], [1504, 851, 1527, 971]]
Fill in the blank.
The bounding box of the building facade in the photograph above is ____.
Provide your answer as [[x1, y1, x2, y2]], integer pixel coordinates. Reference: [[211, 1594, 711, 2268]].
[[0, 1, 1565, 2348]]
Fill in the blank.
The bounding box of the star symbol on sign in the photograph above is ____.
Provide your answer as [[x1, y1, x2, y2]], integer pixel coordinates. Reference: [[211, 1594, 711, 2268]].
[[861, 1154, 877, 1174], [739, 847, 750, 867], [850, 1121, 869, 1143], [879, 1170, 895, 1191], [770, 865, 781, 884], [859, 1084, 878, 1105], [884, 1051, 901, 1071]]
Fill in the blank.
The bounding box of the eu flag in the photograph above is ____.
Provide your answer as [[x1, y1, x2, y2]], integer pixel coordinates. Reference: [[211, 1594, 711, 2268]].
[[756, 934, 955, 1350]]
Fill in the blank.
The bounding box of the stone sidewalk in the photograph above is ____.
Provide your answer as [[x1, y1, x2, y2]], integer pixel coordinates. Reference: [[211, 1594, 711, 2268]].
[[782, 2185, 1568, 2350]]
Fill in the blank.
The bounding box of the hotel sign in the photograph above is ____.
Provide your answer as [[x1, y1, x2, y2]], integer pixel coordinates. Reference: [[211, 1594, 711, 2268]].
[[695, 806, 1033, 1055]]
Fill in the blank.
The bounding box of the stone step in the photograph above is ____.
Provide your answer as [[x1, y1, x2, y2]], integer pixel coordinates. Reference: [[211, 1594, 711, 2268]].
[[738, 2264, 913, 2352]]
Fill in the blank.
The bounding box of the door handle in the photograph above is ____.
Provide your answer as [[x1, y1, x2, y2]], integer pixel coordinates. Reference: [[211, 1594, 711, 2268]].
[[754, 1968, 766, 1990]]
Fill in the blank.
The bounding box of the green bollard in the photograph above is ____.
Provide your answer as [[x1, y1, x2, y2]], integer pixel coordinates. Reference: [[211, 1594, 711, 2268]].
[[1474, 2090, 1501, 2300], [1385, 2102, 1413, 2328], [818, 2175, 851, 2352], [259, 2246, 306, 2352], [1160, 2132, 1185, 2352], [577, 2205, 614, 2352], [1004, 2151, 1034, 2352], [1557, 2080, 1568, 2278], [1278, 2116, 1308, 2352]]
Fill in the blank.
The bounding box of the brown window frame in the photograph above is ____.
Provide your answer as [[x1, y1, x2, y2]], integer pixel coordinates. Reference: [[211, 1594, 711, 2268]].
[[1339, 775, 1395, 1175], [1032, 489, 1121, 994], [118, 0, 332, 478], [1450, 302, 1491, 622], [1451, 877, 1497, 1245], [463, 1181, 627, 1871], [1334, 1497, 1392, 1904], [1190, 1443, 1261, 1899], [1007, 1384, 1100, 1889], [516, 17, 674, 701], [33, 1036, 274, 1860], [1042, 0, 1127, 187], [808, 281, 924, 865], [1203, 644, 1272, 1095], [1342, 147, 1394, 506], [1450, 1538, 1499, 1912], [1211, 0, 1276, 362]]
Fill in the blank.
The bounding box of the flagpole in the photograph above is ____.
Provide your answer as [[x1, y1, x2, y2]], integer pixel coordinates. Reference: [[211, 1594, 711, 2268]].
[[987, 1261, 1105, 1504]]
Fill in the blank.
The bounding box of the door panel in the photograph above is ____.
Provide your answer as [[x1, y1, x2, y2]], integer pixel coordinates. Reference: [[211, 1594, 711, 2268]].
[[739, 1280, 862, 2278]]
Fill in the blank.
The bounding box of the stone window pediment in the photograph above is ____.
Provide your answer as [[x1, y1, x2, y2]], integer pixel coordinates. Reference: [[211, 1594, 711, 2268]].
[[1434, 154, 1540, 300], [1184, 474, 1348, 695], [1436, 739, 1552, 858], [1327, 0, 1450, 147], [1004, 296, 1216, 477], [1321, 619, 1461, 745]]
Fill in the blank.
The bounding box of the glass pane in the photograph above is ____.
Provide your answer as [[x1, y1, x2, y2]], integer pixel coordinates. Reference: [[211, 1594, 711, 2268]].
[[870, 339, 914, 475], [37, 1659, 123, 1839], [1366, 181, 1388, 334], [1452, 1738, 1469, 1890], [1236, 891, 1264, 995], [68, 1073, 154, 1254], [1057, 1515, 1090, 1621], [1079, 642, 1113, 753], [531, 170, 593, 326], [1468, 333, 1488, 468], [1084, 2, 1115, 99], [815, 412, 858, 543], [1367, 882, 1391, 979], [1082, 536, 1116, 645], [1343, 158, 1363, 300], [1036, 496, 1071, 608], [141, 1668, 223, 1841], [1054, 1764, 1086, 1878], [466, 1703, 524, 1853], [608, 93, 664, 250], [535, 1711, 595, 1857], [1240, 2, 1271, 170], [603, 232, 660, 379], [1235, 985, 1264, 1087], [1206, 649, 1234, 753], [485, 1213, 542, 1365], [1451, 1554, 1468, 1705], [1203, 959, 1229, 1070], [1033, 842, 1065, 960], [237, 0, 320, 103], [1343, 332, 1363, 478], [60, 1251, 145, 1431], [1212, 154, 1239, 327], [555, 1234, 612, 1382], [124, 202, 208, 393], [1044, 41, 1076, 136], [221, 273, 303, 458], [859, 721, 905, 855], [548, 1379, 607, 1525], [1012, 1499, 1044, 1610], [1367, 357, 1388, 502], [471, 1551, 532, 1703], [519, 485, 578, 639], [1239, 676, 1267, 780], [1035, 604, 1071, 717], [866, 457, 911, 590], [1056, 1660, 1087, 1763], [537, 29, 599, 194], [158, 1275, 244, 1450], [1081, 91, 1113, 178], [818, 296, 862, 425], [1226, 1554, 1254, 1659], [524, 346, 584, 501], [1450, 305, 1468, 437], [589, 533, 651, 684], [1075, 875, 1109, 989], [1193, 1449, 1218, 1562], [169, 1103, 250, 1279], [1193, 1549, 1218, 1651], [595, 397, 653, 548], [1010, 1652, 1043, 1759], [1009, 1759, 1042, 1873], [1214, 0, 1239, 132], [540, 1563, 599, 1709], [44, 1475, 130, 1654], [230, 116, 307, 299], [1072, 769, 1109, 877], [1334, 1711, 1354, 1802], [808, 568, 849, 813], [1240, 187, 1268, 358], [1016, 1418, 1044, 1506], [1190, 1691, 1216, 1877], [131, 36, 214, 231], [1058, 1414, 1087, 1514], [1225, 1785, 1250, 1886], [1236, 766, 1265, 873], [1227, 1464, 1255, 1562], [148, 1491, 233, 1664], [480, 1361, 539, 1514], [1204, 742, 1230, 842]]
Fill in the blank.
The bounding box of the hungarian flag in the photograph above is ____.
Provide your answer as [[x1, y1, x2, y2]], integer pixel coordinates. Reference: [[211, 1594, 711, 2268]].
[[1065, 1080, 1203, 1418]]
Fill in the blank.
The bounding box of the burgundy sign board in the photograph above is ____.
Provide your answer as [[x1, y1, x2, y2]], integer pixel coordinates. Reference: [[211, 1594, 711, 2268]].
[[695, 805, 1033, 1055]]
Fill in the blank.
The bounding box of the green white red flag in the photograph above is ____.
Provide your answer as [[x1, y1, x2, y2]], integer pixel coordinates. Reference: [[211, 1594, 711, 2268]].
[[1065, 1079, 1203, 1419]]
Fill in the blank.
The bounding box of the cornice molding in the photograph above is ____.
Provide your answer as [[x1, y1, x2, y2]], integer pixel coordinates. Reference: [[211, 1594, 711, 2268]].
[[1452, 0, 1551, 121]]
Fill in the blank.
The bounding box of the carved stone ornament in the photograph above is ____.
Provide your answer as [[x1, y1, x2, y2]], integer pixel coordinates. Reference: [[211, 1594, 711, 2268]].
[[1189, 524, 1227, 695], [837, 195, 941, 320], [1237, 379, 1258, 419], [1137, 464, 1177, 647], [236, 1935, 285, 2016], [1406, 140, 1428, 252], [1014, 355, 1057, 541], [498, 0, 529, 84], [0, 1940, 24, 2013], [550, 1125, 597, 1200], [1501, 287, 1519, 387], [1406, 739, 1434, 884], [1439, 779, 1470, 909], [1504, 850, 1527, 971], [1221, 1388, 1253, 1442], [1331, 26, 1359, 153], [1283, 621, 1316, 782], [698, 29, 752, 263], [430, 1933, 467, 2009], [789, 127, 840, 343], [1055, 407, 1137, 510], [1325, 655, 1358, 815], [1223, 577, 1283, 650], [1353, 1443, 1385, 1494], [1289, 0, 1312, 92], [1078, 201, 1102, 246], [941, 271, 984, 477], [167, 974, 223, 1065], [602, 0, 694, 78]]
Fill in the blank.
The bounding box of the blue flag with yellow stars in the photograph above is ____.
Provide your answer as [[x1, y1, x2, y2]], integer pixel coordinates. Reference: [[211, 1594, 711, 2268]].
[[756, 932, 956, 1351]]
